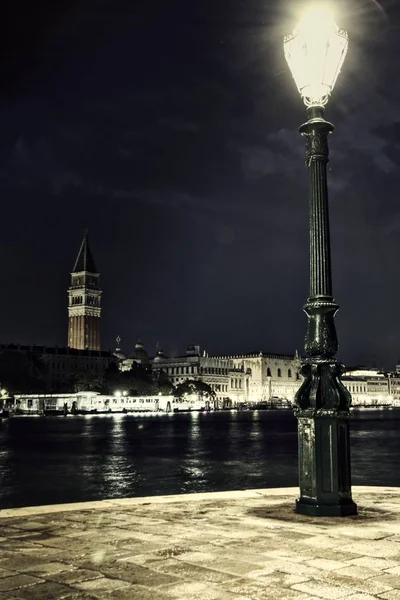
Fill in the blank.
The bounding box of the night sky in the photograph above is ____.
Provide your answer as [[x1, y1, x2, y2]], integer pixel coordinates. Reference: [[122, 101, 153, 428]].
[[0, 0, 399, 369]]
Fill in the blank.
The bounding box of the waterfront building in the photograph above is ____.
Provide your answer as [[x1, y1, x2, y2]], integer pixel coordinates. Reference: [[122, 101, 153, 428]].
[[389, 376, 400, 401], [151, 345, 237, 406], [150, 345, 301, 406], [41, 346, 116, 392], [389, 366, 400, 401], [342, 368, 396, 407], [68, 231, 102, 351], [149, 350, 400, 408], [218, 351, 302, 404], [0, 344, 116, 393]]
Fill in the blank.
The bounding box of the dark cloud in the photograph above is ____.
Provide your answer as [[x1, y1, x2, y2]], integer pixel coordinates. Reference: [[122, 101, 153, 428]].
[[0, 0, 400, 369]]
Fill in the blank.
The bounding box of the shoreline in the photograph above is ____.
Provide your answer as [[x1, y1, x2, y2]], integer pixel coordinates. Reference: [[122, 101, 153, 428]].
[[2, 404, 399, 418], [0, 485, 397, 518]]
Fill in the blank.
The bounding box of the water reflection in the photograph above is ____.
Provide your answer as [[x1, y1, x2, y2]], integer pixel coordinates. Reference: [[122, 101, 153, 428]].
[[0, 409, 399, 508]]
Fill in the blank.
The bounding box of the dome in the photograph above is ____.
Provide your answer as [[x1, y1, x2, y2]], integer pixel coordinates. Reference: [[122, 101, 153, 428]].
[[153, 349, 166, 363], [113, 335, 126, 360], [131, 340, 149, 361]]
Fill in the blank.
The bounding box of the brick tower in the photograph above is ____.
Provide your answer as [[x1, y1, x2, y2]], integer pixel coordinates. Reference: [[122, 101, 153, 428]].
[[68, 231, 102, 350]]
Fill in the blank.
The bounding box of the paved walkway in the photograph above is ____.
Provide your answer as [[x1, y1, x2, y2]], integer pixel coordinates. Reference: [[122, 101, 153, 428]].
[[1, 487, 400, 599]]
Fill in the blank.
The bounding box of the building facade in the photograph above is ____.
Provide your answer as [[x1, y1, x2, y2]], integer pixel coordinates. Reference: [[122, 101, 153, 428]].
[[151, 345, 238, 405], [68, 232, 102, 351], [388, 365, 400, 401], [221, 351, 302, 404], [0, 344, 117, 393], [42, 347, 116, 392], [342, 368, 399, 407], [150, 345, 301, 406]]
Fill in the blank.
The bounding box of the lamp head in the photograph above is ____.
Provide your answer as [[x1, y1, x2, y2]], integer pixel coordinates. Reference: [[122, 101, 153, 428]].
[[284, 5, 348, 107]]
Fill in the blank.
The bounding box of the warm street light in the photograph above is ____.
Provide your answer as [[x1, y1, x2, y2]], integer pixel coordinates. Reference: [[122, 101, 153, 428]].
[[284, 5, 348, 107], [284, 5, 357, 516]]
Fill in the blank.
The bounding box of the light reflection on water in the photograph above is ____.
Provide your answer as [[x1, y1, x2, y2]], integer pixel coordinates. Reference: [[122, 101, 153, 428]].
[[0, 409, 399, 508]]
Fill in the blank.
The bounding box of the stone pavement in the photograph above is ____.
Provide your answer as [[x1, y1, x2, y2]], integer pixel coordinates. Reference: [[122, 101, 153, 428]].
[[1, 487, 400, 600]]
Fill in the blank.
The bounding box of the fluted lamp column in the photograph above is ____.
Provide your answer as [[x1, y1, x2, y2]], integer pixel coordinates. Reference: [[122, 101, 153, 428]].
[[284, 6, 357, 516]]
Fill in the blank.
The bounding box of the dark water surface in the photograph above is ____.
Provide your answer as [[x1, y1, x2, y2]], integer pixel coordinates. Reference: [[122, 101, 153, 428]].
[[0, 410, 399, 509]]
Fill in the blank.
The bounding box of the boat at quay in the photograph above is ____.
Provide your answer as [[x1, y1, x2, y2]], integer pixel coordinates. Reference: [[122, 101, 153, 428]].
[[9, 392, 214, 416], [3, 391, 399, 417], [4, 392, 293, 416]]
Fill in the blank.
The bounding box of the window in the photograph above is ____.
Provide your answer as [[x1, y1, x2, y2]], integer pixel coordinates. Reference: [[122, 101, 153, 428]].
[[288, 369, 292, 378], [278, 368, 282, 377], [267, 368, 271, 377]]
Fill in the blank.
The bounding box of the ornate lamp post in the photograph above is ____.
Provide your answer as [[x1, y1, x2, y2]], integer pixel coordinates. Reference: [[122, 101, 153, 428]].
[[284, 6, 357, 516]]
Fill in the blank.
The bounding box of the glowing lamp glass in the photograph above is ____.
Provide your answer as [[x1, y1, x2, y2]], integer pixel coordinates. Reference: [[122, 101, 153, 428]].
[[284, 6, 348, 106]]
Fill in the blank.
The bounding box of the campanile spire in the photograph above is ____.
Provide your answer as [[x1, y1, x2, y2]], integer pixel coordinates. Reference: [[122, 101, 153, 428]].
[[68, 231, 102, 350]]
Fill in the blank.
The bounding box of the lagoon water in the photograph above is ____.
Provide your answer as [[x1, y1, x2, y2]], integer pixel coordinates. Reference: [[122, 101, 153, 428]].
[[0, 409, 399, 509]]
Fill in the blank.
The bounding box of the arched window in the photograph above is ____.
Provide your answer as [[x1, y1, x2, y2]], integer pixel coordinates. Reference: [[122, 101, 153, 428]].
[[278, 368, 282, 377], [267, 368, 271, 377], [288, 369, 292, 378]]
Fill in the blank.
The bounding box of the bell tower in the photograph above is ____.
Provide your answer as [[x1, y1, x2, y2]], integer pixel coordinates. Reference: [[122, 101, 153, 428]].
[[68, 231, 102, 350]]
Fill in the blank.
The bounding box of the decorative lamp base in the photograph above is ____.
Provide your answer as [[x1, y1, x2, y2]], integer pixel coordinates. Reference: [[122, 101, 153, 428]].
[[296, 497, 357, 517], [295, 412, 357, 517]]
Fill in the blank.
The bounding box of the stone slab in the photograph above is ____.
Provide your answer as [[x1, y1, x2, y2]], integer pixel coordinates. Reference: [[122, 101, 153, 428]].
[[1, 487, 400, 599]]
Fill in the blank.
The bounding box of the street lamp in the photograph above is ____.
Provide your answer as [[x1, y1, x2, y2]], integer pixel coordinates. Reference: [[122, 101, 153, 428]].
[[284, 5, 357, 516]]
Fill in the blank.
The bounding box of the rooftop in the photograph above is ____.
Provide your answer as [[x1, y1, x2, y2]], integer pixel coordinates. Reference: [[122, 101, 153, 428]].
[[215, 352, 299, 360], [0, 344, 114, 358]]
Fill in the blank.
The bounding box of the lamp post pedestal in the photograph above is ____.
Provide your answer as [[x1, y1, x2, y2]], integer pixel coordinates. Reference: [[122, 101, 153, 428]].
[[296, 404, 356, 517], [294, 106, 357, 517]]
